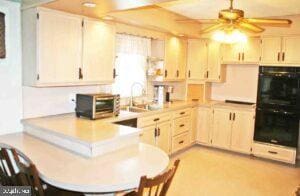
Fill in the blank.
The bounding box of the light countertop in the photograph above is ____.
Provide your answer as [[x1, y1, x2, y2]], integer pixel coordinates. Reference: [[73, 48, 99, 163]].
[[0, 133, 169, 193]]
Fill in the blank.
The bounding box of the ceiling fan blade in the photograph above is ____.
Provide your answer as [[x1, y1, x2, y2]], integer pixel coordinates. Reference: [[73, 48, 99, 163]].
[[244, 18, 292, 26], [200, 23, 226, 34], [176, 19, 219, 24], [238, 21, 265, 33]]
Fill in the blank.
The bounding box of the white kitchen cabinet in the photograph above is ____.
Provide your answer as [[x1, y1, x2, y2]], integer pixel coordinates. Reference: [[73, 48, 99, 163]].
[[260, 36, 282, 64], [221, 38, 260, 64], [22, 8, 116, 86], [261, 35, 300, 65], [157, 121, 172, 154], [163, 36, 186, 81], [211, 107, 255, 154], [230, 110, 255, 154], [82, 19, 116, 84], [211, 108, 232, 149], [207, 41, 225, 82], [138, 113, 171, 154], [187, 39, 208, 80], [196, 107, 212, 145], [140, 125, 156, 146], [282, 36, 300, 64], [190, 107, 198, 143], [187, 39, 225, 83], [23, 8, 82, 86]]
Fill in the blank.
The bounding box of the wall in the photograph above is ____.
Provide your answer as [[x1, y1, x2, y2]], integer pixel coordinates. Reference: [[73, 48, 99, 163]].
[[0, 0, 23, 135], [22, 85, 111, 118], [211, 64, 259, 103]]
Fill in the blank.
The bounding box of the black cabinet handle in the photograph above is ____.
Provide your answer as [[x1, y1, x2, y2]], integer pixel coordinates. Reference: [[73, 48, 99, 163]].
[[179, 140, 184, 144], [158, 128, 161, 136], [268, 151, 278, 154], [233, 113, 236, 121], [277, 52, 280, 61], [238, 53, 241, 61], [229, 112, 232, 121], [79, 68, 83, 79], [153, 118, 160, 122], [113, 68, 117, 79], [242, 53, 245, 61], [180, 112, 185, 115], [188, 70, 191, 78], [206, 71, 209, 78], [164, 70, 168, 77], [282, 52, 285, 61], [179, 124, 185, 127], [154, 128, 158, 137], [176, 70, 179, 77]]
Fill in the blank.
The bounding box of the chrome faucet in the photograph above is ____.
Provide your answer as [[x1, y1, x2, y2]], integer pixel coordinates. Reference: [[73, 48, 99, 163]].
[[130, 82, 145, 107]]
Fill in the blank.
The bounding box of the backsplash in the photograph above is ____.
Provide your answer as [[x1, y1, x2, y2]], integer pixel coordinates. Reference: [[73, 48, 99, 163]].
[[22, 85, 112, 119]]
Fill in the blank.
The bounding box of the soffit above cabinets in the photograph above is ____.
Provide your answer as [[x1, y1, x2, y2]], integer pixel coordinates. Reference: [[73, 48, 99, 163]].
[[159, 0, 300, 20], [39, 0, 176, 17]]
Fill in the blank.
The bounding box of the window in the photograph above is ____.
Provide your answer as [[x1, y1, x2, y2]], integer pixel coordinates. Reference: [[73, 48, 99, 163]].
[[112, 34, 151, 98]]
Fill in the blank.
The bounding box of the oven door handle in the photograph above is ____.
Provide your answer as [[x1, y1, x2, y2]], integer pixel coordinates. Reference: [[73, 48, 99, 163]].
[[96, 97, 114, 101], [258, 108, 296, 116]]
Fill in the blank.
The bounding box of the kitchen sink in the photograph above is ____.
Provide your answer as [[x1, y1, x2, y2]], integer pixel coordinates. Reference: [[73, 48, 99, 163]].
[[121, 103, 162, 113]]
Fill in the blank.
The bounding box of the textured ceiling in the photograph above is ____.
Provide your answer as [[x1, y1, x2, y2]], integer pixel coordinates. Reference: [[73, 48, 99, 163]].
[[160, 0, 300, 19]]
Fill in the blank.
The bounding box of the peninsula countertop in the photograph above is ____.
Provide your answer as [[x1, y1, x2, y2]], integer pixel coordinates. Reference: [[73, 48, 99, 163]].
[[0, 133, 169, 193]]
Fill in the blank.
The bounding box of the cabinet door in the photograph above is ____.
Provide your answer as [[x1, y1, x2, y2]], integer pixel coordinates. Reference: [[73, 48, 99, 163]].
[[38, 10, 82, 84], [282, 36, 300, 64], [197, 107, 212, 145], [261, 37, 282, 64], [221, 43, 242, 63], [187, 40, 207, 80], [190, 107, 198, 143], [140, 125, 156, 146], [82, 19, 115, 83], [230, 110, 255, 154], [177, 39, 187, 80], [242, 38, 261, 63], [207, 41, 222, 81], [211, 108, 232, 149], [164, 36, 179, 80], [157, 121, 171, 154]]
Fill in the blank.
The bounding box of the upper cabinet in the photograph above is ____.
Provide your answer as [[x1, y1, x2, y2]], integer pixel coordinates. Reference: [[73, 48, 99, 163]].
[[261, 35, 300, 65], [187, 39, 225, 83], [22, 8, 116, 87], [221, 37, 261, 64], [82, 19, 116, 84], [164, 36, 187, 81]]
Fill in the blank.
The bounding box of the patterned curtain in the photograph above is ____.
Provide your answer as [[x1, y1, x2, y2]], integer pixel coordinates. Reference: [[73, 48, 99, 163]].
[[0, 12, 5, 59]]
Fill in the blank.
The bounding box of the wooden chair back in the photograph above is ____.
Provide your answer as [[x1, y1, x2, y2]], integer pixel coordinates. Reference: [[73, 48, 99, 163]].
[[10, 148, 45, 196], [0, 145, 18, 185], [126, 159, 180, 196]]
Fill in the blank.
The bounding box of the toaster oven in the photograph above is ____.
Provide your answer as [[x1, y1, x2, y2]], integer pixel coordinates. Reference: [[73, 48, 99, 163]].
[[75, 93, 120, 119]]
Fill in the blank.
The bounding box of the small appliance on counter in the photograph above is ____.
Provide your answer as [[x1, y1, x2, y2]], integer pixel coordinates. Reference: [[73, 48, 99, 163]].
[[153, 85, 174, 105], [75, 93, 120, 120]]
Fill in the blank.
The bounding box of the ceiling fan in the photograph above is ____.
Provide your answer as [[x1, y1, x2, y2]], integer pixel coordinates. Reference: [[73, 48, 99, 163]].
[[177, 0, 292, 34]]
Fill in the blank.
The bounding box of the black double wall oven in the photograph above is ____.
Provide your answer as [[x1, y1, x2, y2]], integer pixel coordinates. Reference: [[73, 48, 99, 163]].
[[254, 66, 300, 148]]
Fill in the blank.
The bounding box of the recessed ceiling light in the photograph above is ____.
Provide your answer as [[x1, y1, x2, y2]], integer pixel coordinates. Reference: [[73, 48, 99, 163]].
[[82, 2, 96, 8], [102, 16, 114, 21]]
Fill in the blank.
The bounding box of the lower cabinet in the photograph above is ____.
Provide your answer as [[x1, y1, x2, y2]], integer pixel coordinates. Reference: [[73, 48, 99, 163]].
[[197, 107, 212, 145], [156, 121, 172, 154], [211, 108, 255, 154], [138, 115, 172, 154]]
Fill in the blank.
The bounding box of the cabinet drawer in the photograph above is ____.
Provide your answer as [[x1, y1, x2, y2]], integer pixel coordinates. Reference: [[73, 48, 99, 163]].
[[173, 108, 191, 119], [138, 113, 171, 128], [173, 116, 190, 136], [252, 142, 296, 164], [172, 132, 190, 153]]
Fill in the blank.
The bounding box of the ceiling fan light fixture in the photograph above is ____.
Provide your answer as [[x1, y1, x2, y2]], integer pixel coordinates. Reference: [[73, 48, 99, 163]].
[[212, 29, 247, 44]]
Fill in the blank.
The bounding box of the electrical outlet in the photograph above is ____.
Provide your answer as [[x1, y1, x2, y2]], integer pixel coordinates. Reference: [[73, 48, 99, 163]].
[[69, 93, 76, 104]]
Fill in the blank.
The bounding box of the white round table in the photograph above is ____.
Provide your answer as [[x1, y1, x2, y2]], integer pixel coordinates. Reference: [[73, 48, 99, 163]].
[[0, 133, 170, 193]]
